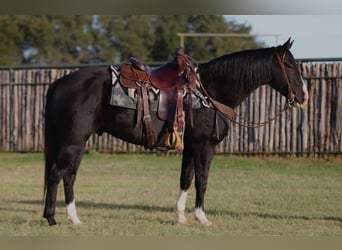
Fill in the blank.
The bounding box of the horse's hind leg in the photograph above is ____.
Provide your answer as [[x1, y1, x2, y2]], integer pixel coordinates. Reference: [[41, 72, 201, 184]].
[[64, 174, 81, 224], [44, 161, 63, 226], [63, 147, 84, 224], [44, 144, 85, 225], [62, 144, 85, 225]]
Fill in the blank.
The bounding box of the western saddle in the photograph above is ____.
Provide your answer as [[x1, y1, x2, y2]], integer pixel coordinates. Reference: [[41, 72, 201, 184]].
[[119, 48, 198, 151]]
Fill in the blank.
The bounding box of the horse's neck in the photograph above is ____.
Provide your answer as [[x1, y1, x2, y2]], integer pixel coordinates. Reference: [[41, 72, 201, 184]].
[[199, 65, 267, 108], [232, 81, 267, 107]]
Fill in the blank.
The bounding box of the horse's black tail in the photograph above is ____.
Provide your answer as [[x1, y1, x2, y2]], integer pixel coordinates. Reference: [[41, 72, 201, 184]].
[[43, 85, 57, 199]]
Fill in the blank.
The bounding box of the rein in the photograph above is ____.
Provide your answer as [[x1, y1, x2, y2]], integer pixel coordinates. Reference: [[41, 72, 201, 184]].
[[230, 102, 292, 128]]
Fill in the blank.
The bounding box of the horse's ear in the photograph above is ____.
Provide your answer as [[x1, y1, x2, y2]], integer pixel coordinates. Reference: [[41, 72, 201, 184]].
[[281, 37, 293, 50], [290, 39, 294, 48], [278, 38, 293, 61]]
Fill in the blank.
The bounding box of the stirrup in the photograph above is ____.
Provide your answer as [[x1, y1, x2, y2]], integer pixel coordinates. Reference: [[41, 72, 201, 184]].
[[165, 129, 183, 152]]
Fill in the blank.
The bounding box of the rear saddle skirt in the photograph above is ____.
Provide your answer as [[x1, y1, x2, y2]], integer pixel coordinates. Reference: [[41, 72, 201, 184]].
[[109, 49, 203, 151]]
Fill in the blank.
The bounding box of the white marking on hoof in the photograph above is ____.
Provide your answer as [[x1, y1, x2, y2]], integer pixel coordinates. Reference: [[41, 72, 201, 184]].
[[175, 189, 189, 225], [66, 200, 82, 225], [194, 207, 213, 227], [175, 210, 189, 225]]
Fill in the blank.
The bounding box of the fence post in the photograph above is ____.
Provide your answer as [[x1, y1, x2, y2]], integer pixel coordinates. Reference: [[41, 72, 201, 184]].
[[296, 109, 303, 156], [9, 68, 14, 151]]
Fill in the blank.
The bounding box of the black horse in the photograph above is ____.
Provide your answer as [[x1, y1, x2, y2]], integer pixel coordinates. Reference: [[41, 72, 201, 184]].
[[43, 38, 308, 226]]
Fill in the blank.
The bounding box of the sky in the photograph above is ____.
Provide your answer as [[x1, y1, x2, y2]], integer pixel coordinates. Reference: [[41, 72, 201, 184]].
[[225, 15, 342, 59]]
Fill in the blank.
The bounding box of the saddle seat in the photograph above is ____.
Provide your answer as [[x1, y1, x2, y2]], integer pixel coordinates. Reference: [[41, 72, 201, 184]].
[[149, 63, 188, 89]]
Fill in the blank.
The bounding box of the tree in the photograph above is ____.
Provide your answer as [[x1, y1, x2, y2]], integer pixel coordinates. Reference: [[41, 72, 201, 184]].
[[99, 15, 155, 62], [47, 16, 95, 64], [151, 15, 188, 61], [0, 16, 55, 65], [184, 15, 264, 61], [0, 15, 99, 65], [0, 15, 265, 66]]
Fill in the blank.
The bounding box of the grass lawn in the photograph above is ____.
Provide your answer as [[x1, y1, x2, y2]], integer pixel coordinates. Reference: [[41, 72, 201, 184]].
[[0, 152, 341, 236]]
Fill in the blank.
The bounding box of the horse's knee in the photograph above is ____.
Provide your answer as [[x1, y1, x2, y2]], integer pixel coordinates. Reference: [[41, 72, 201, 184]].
[[180, 176, 193, 190], [180, 165, 194, 190]]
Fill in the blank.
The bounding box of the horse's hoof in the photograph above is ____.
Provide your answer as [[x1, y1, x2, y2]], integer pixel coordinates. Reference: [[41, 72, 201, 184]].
[[178, 220, 190, 226], [175, 210, 189, 226], [46, 217, 57, 226], [194, 212, 213, 227], [68, 217, 82, 225], [195, 218, 213, 227], [203, 220, 213, 227]]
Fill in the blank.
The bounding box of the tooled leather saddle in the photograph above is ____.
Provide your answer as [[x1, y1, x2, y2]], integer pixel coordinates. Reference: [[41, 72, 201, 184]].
[[118, 48, 198, 151]]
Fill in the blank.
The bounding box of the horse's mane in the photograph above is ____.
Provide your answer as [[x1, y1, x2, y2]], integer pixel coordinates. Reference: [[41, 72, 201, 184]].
[[198, 47, 275, 90]]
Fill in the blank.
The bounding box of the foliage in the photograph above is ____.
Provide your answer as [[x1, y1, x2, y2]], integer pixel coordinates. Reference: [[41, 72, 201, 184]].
[[0, 15, 265, 66]]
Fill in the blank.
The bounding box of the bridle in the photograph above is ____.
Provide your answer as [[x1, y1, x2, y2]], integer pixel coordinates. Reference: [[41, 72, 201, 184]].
[[274, 49, 296, 107]]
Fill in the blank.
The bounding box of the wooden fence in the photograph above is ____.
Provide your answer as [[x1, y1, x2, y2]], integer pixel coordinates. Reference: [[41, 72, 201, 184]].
[[0, 60, 341, 156]]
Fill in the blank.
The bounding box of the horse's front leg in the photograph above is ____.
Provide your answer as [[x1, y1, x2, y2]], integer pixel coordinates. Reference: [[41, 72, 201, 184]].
[[193, 143, 214, 226], [175, 146, 194, 225]]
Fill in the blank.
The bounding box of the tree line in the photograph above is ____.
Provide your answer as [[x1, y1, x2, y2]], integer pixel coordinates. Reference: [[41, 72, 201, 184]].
[[0, 15, 264, 66]]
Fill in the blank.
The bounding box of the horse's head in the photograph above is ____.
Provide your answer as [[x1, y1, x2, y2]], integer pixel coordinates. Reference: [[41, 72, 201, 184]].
[[270, 38, 309, 109]]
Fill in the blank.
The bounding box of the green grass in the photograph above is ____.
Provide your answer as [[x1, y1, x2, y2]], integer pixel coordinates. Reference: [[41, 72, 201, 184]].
[[0, 152, 341, 236]]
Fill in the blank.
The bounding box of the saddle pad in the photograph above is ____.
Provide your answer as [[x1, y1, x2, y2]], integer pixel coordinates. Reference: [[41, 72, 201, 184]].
[[109, 79, 137, 109], [109, 81, 202, 111]]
